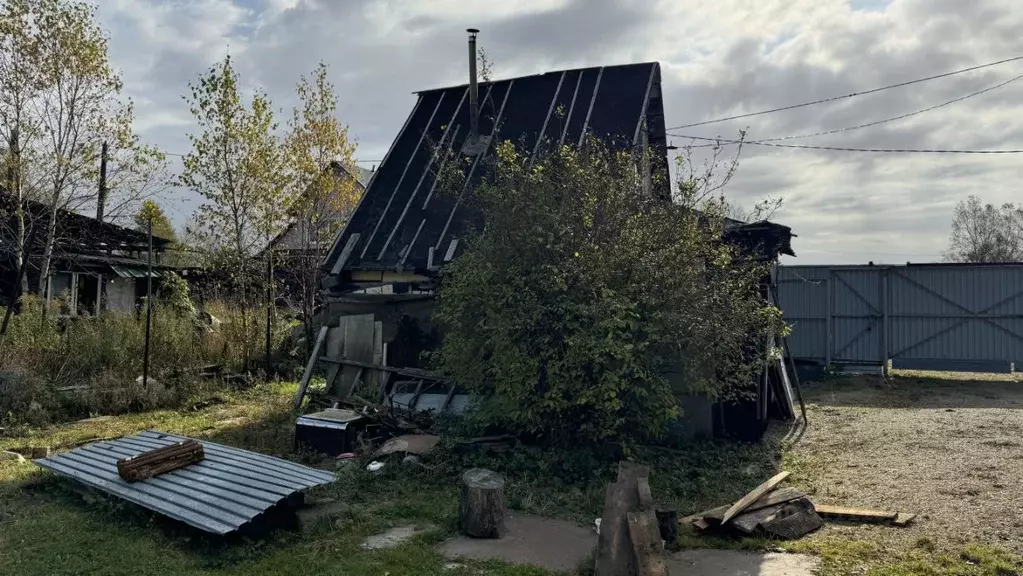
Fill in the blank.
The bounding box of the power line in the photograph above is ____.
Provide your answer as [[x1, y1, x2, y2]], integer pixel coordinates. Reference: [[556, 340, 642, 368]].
[[666, 54, 1023, 130], [163, 151, 383, 163], [668, 134, 1023, 154], [746, 71, 1023, 143]]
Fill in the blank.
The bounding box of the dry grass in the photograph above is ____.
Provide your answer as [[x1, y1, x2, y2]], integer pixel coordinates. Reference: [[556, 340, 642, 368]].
[[785, 371, 1023, 567]]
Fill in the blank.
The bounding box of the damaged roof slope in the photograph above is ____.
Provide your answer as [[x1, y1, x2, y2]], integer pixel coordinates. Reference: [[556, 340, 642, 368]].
[[322, 62, 668, 280]]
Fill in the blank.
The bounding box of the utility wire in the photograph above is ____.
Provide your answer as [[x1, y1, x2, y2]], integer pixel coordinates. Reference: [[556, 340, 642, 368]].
[[668, 134, 1023, 154], [666, 54, 1023, 130], [743, 71, 1023, 143]]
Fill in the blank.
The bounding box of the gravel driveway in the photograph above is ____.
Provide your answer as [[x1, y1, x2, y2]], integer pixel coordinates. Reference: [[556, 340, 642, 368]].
[[788, 371, 1023, 554]]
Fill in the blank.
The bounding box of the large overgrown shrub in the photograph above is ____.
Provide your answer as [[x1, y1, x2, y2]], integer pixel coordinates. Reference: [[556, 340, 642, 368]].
[[433, 141, 783, 447]]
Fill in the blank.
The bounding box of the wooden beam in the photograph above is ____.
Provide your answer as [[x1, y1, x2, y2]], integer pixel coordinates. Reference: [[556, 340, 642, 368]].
[[721, 471, 791, 524], [348, 270, 431, 284], [294, 326, 329, 410], [813, 505, 898, 523], [318, 356, 449, 381], [329, 233, 360, 275]]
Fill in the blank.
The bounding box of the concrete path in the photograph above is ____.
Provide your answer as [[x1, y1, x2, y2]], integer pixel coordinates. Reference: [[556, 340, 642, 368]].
[[440, 513, 596, 572], [668, 549, 820, 576], [439, 512, 819, 575]]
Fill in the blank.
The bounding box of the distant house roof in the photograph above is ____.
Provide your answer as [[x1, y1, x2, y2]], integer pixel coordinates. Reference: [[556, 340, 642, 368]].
[[322, 61, 668, 279], [0, 191, 172, 254], [267, 161, 374, 253]]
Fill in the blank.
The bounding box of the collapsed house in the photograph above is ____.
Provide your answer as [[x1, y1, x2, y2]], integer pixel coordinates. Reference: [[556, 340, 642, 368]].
[[304, 32, 797, 441], [0, 192, 187, 314]]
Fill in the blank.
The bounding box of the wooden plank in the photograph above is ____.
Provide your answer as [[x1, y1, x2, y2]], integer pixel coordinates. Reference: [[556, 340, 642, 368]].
[[329, 233, 360, 275], [813, 505, 898, 523], [732, 503, 787, 534], [294, 326, 329, 410], [324, 324, 344, 392], [893, 512, 917, 527], [721, 471, 791, 524], [703, 487, 805, 522], [636, 478, 654, 510], [627, 510, 668, 576], [692, 518, 710, 531], [318, 357, 449, 381], [337, 314, 376, 398], [595, 481, 640, 576]]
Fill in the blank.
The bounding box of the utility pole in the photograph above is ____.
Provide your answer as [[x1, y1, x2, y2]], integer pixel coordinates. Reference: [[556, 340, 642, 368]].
[[142, 217, 153, 389]]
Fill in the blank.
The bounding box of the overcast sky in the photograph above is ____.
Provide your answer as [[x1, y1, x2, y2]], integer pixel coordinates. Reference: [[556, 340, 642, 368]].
[[96, 0, 1023, 265]]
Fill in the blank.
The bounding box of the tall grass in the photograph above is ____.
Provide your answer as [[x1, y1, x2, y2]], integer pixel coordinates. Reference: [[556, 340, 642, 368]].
[[0, 295, 292, 426]]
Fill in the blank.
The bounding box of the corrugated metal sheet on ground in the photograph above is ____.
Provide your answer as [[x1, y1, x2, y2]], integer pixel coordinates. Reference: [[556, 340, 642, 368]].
[[34, 430, 336, 534]]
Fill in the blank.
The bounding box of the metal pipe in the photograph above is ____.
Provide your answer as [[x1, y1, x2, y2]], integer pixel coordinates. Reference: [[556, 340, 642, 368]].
[[467, 28, 480, 141], [142, 217, 153, 389]]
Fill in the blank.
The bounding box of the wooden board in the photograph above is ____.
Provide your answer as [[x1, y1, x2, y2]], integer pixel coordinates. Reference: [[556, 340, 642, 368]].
[[595, 481, 641, 576], [813, 505, 898, 523], [293, 326, 329, 410], [627, 510, 668, 576], [324, 325, 344, 392], [703, 487, 806, 522], [721, 471, 791, 524], [334, 314, 376, 398]]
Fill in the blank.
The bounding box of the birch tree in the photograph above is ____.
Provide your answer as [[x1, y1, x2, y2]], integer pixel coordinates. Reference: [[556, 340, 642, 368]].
[[32, 0, 123, 292], [180, 54, 283, 369], [283, 62, 358, 345], [0, 0, 43, 290]]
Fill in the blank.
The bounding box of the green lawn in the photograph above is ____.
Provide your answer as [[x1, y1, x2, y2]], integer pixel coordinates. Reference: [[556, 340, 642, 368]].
[[2, 378, 1022, 575]]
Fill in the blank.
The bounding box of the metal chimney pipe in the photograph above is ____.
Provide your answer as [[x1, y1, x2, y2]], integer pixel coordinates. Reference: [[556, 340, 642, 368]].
[[467, 28, 480, 141]]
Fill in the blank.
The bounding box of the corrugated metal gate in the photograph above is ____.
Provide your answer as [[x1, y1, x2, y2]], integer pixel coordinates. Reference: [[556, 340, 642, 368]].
[[777, 264, 1023, 372]]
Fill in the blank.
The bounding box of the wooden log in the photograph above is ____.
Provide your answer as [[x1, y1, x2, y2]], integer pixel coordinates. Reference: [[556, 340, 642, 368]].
[[627, 510, 668, 576], [117, 440, 204, 482], [617, 461, 651, 483], [595, 481, 639, 576], [459, 468, 505, 538], [721, 471, 791, 524]]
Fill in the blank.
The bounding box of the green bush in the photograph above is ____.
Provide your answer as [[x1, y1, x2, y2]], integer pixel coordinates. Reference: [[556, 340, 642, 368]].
[[433, 141, 783, 447]]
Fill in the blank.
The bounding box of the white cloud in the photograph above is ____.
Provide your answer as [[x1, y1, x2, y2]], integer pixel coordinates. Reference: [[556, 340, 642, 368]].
[[97, 0, 1023, 263]]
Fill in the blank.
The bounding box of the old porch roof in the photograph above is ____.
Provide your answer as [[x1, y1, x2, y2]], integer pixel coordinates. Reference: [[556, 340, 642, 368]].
[[322, 61, 668, 278]]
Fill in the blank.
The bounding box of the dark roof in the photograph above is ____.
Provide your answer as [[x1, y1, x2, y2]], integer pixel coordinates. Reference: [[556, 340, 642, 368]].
[[0, 191, 172, 254], [323, 61, 668, 277], [723, 220, 796, 259]]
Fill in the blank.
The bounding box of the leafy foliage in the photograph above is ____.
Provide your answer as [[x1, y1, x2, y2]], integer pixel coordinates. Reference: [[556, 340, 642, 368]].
[[433, 141, 783, 447], [944, 195, 1023, 262], [134, 199, 175, 241]]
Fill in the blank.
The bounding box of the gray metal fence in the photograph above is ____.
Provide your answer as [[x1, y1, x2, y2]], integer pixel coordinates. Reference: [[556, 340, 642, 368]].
[[777, 264, 1023, 373]]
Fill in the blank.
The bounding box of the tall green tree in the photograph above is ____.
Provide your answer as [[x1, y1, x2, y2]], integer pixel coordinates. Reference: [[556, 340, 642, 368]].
[[283, 62, 358, 348], [434, 141, 783, 447], [134, 199, 176, 241], [180, 54, 284, 369]]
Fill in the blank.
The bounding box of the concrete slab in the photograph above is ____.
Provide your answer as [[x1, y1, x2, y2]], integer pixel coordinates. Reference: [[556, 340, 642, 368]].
[[667, 550, 820, 576], [362, 524, 435, 550], [439, 513, 596, 573]]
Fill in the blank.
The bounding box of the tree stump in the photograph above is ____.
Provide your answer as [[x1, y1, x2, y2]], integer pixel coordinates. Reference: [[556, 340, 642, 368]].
[[459, 468, 505, 538]]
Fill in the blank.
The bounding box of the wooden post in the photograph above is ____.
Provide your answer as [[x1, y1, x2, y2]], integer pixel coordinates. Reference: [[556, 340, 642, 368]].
[[142, 217, 153, 389], [294, 325, 329, 410], [459, 468, 505, 538]]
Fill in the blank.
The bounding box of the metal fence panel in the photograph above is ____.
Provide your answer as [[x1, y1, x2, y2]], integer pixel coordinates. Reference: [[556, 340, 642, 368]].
[[777, 264, 1023, 371]]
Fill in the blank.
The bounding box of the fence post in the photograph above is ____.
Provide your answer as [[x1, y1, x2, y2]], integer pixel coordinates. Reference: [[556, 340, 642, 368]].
[[825, 270, 833, 370], [881, 268, 889, 375]]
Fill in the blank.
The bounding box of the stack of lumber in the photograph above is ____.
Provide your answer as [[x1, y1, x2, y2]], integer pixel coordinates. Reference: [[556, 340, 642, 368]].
[[681, 471, 917, 540], [116, 440, 205, 482]]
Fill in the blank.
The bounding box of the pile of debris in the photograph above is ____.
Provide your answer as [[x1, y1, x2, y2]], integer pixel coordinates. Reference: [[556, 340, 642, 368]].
[[681, 471, 916, 540]]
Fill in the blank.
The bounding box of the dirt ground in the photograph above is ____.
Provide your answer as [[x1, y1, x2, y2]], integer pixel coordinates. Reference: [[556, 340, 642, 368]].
[[789, 370, 1023, 555]]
